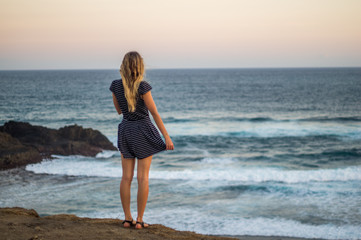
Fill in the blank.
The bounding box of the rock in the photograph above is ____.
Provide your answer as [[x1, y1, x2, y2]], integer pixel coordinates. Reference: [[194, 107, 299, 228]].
[[0, 132, 42, 170], [34, 226, 42, 231], [0, 121, 117, 170], [0, 207, 39, 218], [58, 125, 115, 149]]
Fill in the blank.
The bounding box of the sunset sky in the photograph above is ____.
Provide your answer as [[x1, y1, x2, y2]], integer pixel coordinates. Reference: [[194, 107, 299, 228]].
[[1, 0, 360, 70]]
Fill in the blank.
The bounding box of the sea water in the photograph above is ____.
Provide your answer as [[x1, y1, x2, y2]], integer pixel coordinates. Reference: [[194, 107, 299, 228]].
[[0, 68, 360, 239]]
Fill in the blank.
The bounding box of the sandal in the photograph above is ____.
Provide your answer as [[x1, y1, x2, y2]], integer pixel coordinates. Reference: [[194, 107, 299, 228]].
[[135, 221, 149, 229], [122, 219, 135, 228]]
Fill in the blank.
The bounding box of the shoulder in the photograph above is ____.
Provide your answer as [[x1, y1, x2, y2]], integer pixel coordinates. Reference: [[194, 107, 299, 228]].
[[112, 79, 122, 85], [138, 81, 152, 95], [109, 79, 122, 92], [139, 80, 152, 88]]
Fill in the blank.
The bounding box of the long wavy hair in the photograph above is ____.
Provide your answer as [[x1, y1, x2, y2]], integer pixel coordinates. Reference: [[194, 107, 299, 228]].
[[120, 51, 145, 112]]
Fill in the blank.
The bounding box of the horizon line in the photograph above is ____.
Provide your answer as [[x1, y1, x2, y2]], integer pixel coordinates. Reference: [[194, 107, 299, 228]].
[[1, 66, 361, 71]]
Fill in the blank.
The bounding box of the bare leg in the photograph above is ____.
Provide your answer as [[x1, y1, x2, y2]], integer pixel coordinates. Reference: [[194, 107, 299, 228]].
[[120, 154, 135, 227], [136, 155, 152, 228]]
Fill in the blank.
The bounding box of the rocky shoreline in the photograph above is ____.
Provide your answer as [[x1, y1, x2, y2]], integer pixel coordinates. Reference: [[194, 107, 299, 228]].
[[0, 121, 117, 170], [0, 207, 236, 240], [0, 207, 324, 240]]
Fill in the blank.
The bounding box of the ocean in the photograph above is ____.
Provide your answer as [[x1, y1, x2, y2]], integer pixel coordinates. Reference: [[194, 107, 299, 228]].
[[0, 68, 360, 239]]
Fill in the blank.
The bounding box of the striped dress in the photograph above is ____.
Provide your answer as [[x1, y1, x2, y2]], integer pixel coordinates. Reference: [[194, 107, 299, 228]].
[[109, 79, 166, 159]]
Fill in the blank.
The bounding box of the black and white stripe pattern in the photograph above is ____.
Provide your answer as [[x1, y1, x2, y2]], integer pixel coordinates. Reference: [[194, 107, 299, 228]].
[[110, 79, 166, 159]]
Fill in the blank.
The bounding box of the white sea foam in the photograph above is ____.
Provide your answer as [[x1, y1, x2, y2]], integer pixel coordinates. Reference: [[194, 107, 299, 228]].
[[200, 157, 237, 164], [26, 156, 122, 178], [26, 156, 361, 183], [83, 207, 361, 239], [145, 208, 361, 240], [95, 150, 119, 159], [150, 167, 361, 183]]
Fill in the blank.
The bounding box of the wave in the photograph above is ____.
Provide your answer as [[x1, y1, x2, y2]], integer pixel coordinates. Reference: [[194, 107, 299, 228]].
[[217, 117, 275, 122], [164, 115, 361, 124], [25, 156, 361, 183], [163, 117, 198, 123], [216, 184, 270, 193], [95, 150, 119, 159], [274, 148, 361, 163], [150, 166, 361, 183], [146, 208, 361, 239], [298, 116, 361, 122], [199, 157, 237, 164], [166, 117, 361, 139], [78, 206, 361, 239], [164, 116, 276, 123], [27, 156, 123, 178]]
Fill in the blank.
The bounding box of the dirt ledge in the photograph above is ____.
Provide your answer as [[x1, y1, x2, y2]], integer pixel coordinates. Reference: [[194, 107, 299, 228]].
[[0, 207, 236, 240]]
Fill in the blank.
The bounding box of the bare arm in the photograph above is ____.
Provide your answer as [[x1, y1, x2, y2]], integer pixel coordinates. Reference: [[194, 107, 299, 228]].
[[112, 92, 122, 115], [142, 91, 174, 150]]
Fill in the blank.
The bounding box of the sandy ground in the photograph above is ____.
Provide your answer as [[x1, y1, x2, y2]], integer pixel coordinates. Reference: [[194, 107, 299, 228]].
[[0, 207, 325, 240]]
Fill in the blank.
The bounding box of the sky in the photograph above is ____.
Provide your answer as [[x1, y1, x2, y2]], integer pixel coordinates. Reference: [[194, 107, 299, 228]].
[[1, 0, 361, 70]]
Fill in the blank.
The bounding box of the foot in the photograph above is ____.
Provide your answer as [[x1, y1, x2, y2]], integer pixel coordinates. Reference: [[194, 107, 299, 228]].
[[135, 218, 149, 229], [122, 218, 135, 228]]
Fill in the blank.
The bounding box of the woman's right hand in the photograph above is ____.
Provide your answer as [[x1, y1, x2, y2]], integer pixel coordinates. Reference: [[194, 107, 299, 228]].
[[165, 136, 174, 150]]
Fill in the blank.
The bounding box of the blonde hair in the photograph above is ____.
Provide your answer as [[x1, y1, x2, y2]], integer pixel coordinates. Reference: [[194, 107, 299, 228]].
[[120, 51, 145, 112]]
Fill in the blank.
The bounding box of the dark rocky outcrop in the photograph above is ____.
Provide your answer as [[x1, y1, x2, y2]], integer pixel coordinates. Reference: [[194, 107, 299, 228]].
[[0, 121, 117, 170], [0, 132, 42, 170]]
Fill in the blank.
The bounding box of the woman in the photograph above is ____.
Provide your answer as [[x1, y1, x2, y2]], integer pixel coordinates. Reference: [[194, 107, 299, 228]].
[[109, 51, 174, 229]]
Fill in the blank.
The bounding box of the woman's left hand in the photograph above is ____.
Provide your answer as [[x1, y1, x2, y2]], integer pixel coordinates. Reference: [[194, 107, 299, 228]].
[[165, 136, 174, 150]]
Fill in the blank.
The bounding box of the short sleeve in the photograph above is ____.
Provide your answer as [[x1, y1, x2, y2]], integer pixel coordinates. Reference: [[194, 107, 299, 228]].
[[109, 80, 116, 93], [138, 81, 152, 95]]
